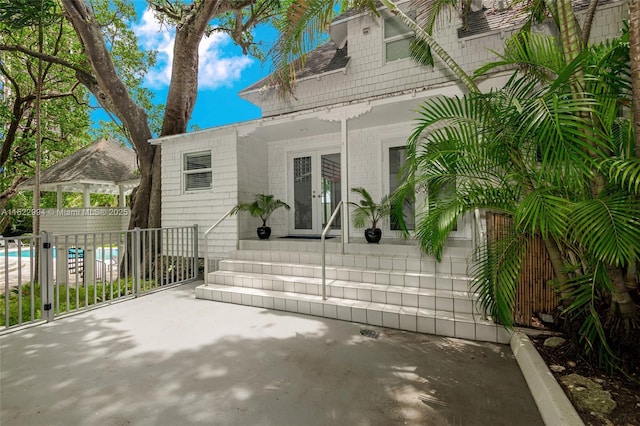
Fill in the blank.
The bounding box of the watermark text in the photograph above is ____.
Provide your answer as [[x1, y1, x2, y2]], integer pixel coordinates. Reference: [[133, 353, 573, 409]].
[[1, 208, 130, 217]]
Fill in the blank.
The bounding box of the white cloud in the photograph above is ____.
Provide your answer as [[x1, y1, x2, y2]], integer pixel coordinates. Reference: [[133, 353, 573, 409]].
[[132, 8, 252, 90]]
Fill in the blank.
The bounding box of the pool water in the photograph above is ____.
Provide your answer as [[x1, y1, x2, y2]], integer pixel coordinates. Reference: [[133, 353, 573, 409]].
[[0, 247, 119, 260]]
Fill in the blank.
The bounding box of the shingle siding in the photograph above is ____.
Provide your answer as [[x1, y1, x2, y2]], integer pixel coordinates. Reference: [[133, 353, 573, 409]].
[[237, 137, 269, 239], [161, 131, 239, 258], [243, 1, 627, 117], [157, 0, 627, 254]]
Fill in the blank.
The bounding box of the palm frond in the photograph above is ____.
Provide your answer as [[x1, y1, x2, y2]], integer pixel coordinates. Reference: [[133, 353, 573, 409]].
[[570, 193, 640, 267], [557, 263, 619, 370], [470, 230, 527, 328], [475, 32, 566, 81], [349, 187, 391, 229], [600, 158, 640, 194], [514, 188, 570, 238], [408, 0, 457, 67], [268, 0, 377, 93], [231, 194, 290, 226]]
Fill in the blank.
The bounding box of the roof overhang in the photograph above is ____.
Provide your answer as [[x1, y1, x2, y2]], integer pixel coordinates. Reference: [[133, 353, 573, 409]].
[[20, 179, 139, 195], [152, 71, 511, 146], [236, 81, 469, 143]]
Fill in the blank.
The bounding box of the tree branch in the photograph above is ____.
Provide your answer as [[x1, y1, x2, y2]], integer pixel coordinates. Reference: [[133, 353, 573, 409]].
[[0, 43, 97, 85], [0, 175, 28, 213]]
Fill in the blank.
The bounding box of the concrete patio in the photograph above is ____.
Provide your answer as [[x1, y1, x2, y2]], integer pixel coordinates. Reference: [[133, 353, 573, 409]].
[[1, 281, 543, 425]]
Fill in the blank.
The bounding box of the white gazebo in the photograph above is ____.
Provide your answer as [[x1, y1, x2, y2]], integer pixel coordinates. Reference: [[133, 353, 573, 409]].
[[20, 139, 139, 234]]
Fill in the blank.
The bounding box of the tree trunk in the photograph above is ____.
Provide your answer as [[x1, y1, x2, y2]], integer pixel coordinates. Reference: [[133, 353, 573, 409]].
[[62, 0, 157, 230], [607, 265, 637, 318], [0, 176, 27, 234], [379, 0, 479, 94]]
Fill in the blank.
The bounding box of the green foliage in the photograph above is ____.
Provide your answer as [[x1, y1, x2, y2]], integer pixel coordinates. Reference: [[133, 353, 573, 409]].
[[0, 283, 42, 326], [0, 276, 156, 327], [0, 7, 93, 234], [409, 0, 458, 67], [348, 187, 394, 230], [90, 0, 161, 141], [471, 230, 527, 328], [269, 0, 377, 92], [0, 0, 58, 28], [231, 194, 291, 227], [406, 29, 638, 370]]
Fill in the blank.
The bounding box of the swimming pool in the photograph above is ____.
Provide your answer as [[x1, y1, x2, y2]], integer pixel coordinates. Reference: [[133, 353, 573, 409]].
[[0, 247, 119, 260]]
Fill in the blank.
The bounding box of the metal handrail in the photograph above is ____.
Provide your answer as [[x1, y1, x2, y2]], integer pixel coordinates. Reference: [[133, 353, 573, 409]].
[[321, 201, 344, 300], [204, 207, 236, 280], [472, 208, 485, 261]]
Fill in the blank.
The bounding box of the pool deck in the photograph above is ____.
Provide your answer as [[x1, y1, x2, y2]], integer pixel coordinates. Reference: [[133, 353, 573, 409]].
[[1, 281, 544, 425], [1, 255, 116, 289]]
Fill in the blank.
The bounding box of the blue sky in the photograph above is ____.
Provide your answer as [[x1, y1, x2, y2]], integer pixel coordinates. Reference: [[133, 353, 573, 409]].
[[92, 4, 277, 133]]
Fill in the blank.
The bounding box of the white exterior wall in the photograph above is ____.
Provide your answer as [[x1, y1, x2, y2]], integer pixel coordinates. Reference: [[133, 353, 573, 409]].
[[156, 0, 627, 257], [160, 130, 239, 259], [236, 136, 269, 239], [583, 2, 627, 42], [244, 9, 476, 116], [243, 1, 627, 117], [267, 132, 342, 237]]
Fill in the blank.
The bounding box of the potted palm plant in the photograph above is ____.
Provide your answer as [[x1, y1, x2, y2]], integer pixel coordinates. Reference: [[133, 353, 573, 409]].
[[231, 194, 291, 240], [348, 187, 393, 243]]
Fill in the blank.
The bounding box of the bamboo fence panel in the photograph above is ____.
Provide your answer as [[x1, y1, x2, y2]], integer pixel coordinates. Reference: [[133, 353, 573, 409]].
[[486, 213, 560, 327]]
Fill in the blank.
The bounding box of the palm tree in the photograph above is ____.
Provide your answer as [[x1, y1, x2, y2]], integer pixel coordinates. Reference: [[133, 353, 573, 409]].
[[631, 0, 640, 157], [231, 194, 291, 239], [404, 31, 639, 368], [269, 0, 480, 93], [269, 0, 638, 368], [349, 187, 395, 243]]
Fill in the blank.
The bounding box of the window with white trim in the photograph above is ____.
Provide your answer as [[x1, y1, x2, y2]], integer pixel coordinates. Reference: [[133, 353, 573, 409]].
[[383, 14, 414, 62], [183, 151, 212, 191], [389, 146, 415, 230]]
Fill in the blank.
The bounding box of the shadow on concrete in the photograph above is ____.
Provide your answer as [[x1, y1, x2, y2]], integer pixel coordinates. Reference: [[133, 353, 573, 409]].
[[1, 283, 543, 426]]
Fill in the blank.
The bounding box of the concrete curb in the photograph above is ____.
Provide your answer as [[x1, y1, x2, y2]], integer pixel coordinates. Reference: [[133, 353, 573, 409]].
[[510, 331, 584, 426]]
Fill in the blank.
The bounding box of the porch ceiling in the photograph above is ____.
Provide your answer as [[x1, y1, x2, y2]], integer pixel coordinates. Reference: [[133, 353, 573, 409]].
[[237, 86, 461, 143]]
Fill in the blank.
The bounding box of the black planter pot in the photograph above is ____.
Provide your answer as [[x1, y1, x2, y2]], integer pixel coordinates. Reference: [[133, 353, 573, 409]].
[[257, 226, 272, 240], [364, 228, 382, 243]]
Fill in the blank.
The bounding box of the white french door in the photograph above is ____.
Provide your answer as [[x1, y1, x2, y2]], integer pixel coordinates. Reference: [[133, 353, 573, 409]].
[[288, 149, 342, 235]]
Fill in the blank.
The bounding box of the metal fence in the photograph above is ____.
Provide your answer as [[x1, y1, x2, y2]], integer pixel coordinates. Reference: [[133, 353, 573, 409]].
[[1, 225, 198, 332]]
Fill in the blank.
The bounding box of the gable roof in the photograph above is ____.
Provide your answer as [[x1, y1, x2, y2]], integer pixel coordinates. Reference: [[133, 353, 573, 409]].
[[21, 139, 139, 193], [240, 41, 349, 94], [458, 0, 615, 38]]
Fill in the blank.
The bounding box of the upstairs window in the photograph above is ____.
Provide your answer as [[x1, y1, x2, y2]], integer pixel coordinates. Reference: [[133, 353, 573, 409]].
[[384, 14, 414, 62], [184, 151, 212, 191]]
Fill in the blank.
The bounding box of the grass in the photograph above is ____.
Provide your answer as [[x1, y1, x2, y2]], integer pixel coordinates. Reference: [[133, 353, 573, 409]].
[[1, 277, 157, 327]]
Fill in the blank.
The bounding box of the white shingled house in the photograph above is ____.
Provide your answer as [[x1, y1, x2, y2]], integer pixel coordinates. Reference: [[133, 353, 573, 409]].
[[151, 0, 627, 342]]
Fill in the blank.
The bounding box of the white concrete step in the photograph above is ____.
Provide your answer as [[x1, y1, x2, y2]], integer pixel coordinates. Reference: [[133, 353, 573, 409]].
[[226, 251, 470, 275], [218, 258, 471, 288], [195, 284, 511, 344], [237, 238, 474, 258], [197, 240, 509, 343], [207, 270, 479, 314]]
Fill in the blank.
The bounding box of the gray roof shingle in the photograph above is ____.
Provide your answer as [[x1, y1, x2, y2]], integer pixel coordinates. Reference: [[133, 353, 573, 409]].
[[458, 0, 614, 38], [240, 41, 349, 93], [21, 139, 138, 188]]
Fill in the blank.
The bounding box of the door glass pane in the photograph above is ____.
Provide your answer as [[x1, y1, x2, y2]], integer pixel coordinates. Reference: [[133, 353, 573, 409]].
[[293, 156, 313, 230], [389, 146, 415, 230], [321, 153, 341, 229]]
